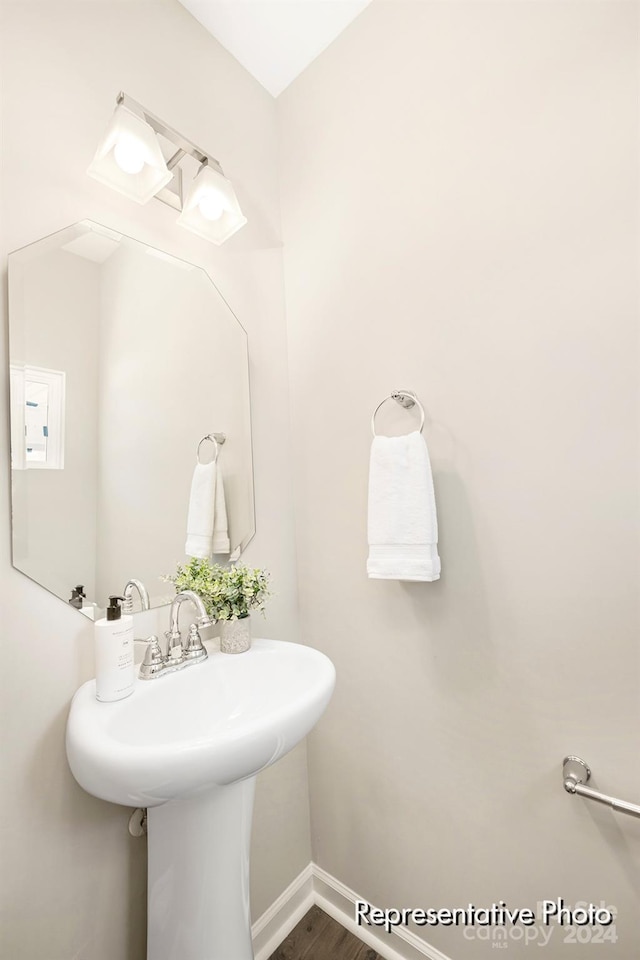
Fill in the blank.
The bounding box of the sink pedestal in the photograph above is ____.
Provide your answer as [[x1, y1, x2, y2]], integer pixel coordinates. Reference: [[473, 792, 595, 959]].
[[147, 778, 256, 960]]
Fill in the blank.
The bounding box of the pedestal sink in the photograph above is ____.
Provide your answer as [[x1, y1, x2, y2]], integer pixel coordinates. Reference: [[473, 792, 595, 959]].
[[66, 638, 335, 960]]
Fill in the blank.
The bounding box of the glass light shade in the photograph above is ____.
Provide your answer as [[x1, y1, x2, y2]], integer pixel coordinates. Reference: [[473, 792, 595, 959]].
[[177, 164, 247, 245], [87, 104, 172, 204]]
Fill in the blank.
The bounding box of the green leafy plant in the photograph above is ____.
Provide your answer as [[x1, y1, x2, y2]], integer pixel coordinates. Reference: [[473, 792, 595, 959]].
[[166, 558, 271, 621]]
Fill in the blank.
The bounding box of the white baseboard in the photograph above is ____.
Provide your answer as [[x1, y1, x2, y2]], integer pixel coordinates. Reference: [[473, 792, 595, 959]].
[[251, 863, 314, 960], [313, 864, 454, 960], [252, 862, 454, 960]]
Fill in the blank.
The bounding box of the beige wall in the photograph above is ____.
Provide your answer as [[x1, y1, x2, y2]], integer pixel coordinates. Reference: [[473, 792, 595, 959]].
[[279, 2, 640, 958], [0, 2, 309, 958]]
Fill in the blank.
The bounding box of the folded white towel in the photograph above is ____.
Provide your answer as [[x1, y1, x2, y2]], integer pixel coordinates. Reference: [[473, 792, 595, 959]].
[[185, 461, 217, 559], [212, 469, 230, 555], [367, 430, 440, 581]]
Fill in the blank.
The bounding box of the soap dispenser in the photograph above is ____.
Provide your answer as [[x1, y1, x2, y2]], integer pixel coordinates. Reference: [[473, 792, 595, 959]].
[[94, 595, 134, 702]]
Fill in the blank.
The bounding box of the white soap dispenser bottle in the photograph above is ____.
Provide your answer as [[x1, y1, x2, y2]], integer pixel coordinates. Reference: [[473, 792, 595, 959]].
[[94, 595, 134, 702]]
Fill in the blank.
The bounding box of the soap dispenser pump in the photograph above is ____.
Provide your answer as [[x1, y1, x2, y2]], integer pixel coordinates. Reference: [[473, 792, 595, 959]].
[[68, 588, 83, 610], [94, 595, 134, 702]]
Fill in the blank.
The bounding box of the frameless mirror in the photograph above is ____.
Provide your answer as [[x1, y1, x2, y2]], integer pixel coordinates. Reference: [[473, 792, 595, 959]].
[[9, 221, 255, 617]]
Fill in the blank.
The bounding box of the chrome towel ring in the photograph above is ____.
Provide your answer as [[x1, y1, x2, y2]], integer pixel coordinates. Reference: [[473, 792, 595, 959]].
[[371, 390, 425, 437], [196, 432, 226, 464]]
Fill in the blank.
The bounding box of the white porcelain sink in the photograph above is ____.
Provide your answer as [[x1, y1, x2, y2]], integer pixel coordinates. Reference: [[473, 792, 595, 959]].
[[66, 638, 335, 960], [67, 637, 335, 807]]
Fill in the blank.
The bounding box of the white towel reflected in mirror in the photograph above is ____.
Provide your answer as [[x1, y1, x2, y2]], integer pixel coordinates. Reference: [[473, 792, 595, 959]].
[[185, 461, 230, 558]]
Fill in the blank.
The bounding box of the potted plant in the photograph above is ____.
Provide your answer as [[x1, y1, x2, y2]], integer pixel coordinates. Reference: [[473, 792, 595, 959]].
[[168, 558, 270, 653]]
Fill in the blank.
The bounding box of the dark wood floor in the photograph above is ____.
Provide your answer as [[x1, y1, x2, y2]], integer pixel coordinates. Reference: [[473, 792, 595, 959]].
[[268, 906, 382, 960]]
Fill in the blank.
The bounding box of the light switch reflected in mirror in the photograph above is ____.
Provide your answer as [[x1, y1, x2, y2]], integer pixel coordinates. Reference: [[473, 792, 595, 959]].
[[8, 221, 255, 617]]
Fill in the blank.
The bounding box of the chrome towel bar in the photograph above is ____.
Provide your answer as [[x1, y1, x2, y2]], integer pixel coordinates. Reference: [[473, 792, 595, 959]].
[[562, 756, 640, 819]]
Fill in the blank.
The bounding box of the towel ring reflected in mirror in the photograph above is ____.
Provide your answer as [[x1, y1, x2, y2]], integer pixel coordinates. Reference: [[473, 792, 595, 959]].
[[196, 432, 226, 465], [371, 390, 425, 437]]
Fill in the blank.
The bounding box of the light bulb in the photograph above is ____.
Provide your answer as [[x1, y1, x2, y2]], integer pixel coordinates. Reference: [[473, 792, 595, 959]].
[[198, 192, 225, 221], [113, 137, 145, 175]]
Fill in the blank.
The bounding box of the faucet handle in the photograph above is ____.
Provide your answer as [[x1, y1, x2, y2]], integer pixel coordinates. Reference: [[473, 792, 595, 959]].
[[183, 623, 208, 664], [139, 636, 165, 680]]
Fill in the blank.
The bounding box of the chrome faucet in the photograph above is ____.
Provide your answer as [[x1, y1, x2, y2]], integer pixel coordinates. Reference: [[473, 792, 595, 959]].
[[166, 590, 212, 651], [123, 578, 150, 614], [139, 591, 213, 681]]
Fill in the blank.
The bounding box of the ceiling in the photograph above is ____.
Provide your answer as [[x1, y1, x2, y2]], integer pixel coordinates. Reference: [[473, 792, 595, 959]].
[[178, 0, 372, 97]]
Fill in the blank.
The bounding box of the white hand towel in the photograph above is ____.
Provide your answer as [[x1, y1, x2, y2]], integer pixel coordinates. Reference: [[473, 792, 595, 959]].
[[367, 430, 440, 581], [185, 461, 217, 558], [212, 469, 230, 555]]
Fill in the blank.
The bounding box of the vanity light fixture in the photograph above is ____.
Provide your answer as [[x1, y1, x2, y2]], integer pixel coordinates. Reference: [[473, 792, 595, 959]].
[[87, 101, 173, 203], [177, 161, 247, 245], [87, 92, 247, 245]]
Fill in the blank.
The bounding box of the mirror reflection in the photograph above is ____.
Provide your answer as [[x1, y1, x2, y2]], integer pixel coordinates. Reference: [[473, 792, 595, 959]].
[[9, 221, 255, 617]]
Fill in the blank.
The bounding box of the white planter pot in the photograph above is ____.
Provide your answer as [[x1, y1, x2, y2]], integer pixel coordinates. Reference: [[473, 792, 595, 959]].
[[219, 616, 251, 654]]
